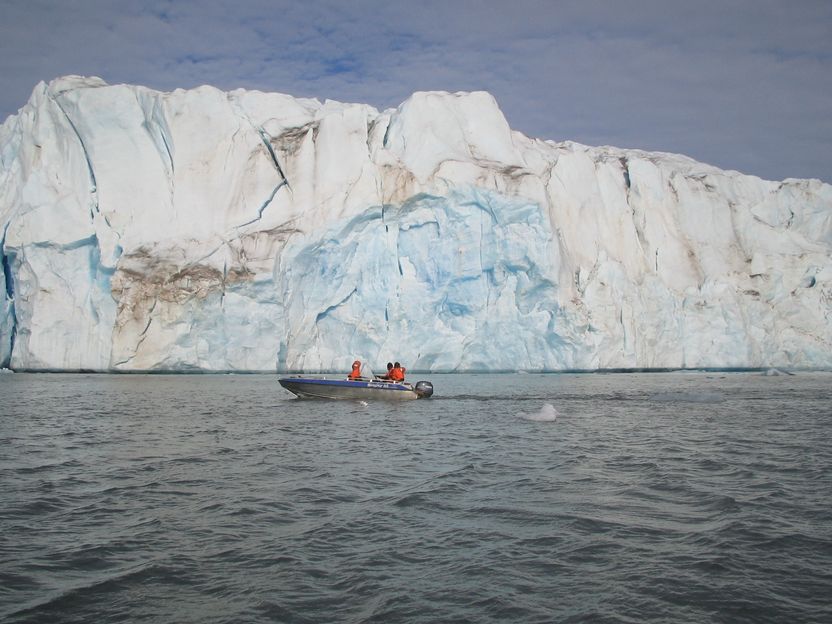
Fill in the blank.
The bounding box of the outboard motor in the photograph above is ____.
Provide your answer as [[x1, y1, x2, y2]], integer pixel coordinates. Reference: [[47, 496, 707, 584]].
[[414, 381, 434, 398]]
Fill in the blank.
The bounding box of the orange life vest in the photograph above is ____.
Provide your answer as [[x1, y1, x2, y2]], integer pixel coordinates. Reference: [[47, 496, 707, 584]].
[[348, 361, 362, 380], [389, 366, 405, 381]]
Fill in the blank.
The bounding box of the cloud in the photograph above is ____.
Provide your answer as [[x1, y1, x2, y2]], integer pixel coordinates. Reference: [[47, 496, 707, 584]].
[[0, 0, 830, 181]]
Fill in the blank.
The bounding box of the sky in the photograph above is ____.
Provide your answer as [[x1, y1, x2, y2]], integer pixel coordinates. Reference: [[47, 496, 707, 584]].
[[1, 0, 830, 182]]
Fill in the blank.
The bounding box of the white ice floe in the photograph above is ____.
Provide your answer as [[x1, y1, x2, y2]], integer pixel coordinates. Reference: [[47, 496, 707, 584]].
[[519, 404, 559, 421], [762, 368, 795, 376]]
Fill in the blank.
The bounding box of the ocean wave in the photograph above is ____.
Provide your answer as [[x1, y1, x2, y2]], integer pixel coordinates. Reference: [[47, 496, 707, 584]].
[[648, 391, 725, 403]]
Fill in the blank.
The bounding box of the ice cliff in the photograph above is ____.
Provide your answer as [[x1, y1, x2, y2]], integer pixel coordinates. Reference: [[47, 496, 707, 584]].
[[1, 76, 830, 372]]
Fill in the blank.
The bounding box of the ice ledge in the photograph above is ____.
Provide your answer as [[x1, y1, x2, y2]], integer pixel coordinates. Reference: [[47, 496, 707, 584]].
[[46, 75, 110, 95]]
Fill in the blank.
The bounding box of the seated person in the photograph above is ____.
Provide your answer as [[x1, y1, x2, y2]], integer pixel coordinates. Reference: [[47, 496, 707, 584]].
[[348, 360, 363, 380], [376, 362, 394, 380], [389, 362, 406, 382]]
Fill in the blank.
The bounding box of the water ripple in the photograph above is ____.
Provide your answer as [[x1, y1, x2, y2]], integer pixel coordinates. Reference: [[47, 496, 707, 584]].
[[1, 371, 831, 623]]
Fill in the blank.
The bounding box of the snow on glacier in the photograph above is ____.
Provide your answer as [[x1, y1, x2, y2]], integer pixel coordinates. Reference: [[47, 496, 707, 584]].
[[0, 76, 830, 372]]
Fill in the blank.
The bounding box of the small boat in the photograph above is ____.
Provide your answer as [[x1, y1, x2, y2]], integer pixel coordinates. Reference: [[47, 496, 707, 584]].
[[279, 376, 434, 400]]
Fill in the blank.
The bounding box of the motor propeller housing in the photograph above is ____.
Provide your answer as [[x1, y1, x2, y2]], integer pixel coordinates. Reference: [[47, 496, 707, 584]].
[[414, 381, 434, 398]]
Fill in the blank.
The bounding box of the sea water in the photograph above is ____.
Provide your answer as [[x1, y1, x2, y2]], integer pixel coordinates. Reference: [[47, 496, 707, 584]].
[[1, 371, 830, 623]]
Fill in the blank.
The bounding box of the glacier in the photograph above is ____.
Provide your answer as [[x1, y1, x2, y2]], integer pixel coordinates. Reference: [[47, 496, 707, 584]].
[[0, 76, 830, 372]]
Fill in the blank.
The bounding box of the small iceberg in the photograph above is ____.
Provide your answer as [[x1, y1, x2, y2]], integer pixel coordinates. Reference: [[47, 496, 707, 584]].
[[519, 403, 559, 421], [762, 368, 794, 376]]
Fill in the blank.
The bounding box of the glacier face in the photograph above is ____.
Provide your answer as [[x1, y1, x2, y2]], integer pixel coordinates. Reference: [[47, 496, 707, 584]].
[[0, 76, 830, 372]]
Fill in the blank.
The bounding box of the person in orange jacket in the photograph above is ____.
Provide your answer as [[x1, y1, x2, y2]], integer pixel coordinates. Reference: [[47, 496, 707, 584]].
[[378, 362, 393, 380], [389, 361, 405, 382], [348, 360, 362, 380]]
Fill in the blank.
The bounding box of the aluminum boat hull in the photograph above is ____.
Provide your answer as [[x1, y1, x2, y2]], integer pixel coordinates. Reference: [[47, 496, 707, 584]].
[[279, 377, 427, 400]]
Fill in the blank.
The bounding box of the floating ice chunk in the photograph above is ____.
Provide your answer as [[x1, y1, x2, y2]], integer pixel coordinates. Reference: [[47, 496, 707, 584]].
[[519, 403, 559, 421], [762, 368, 794, 376]]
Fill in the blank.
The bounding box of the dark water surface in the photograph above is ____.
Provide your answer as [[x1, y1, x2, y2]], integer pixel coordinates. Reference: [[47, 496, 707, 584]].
[[1, 371, 831, 623]]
